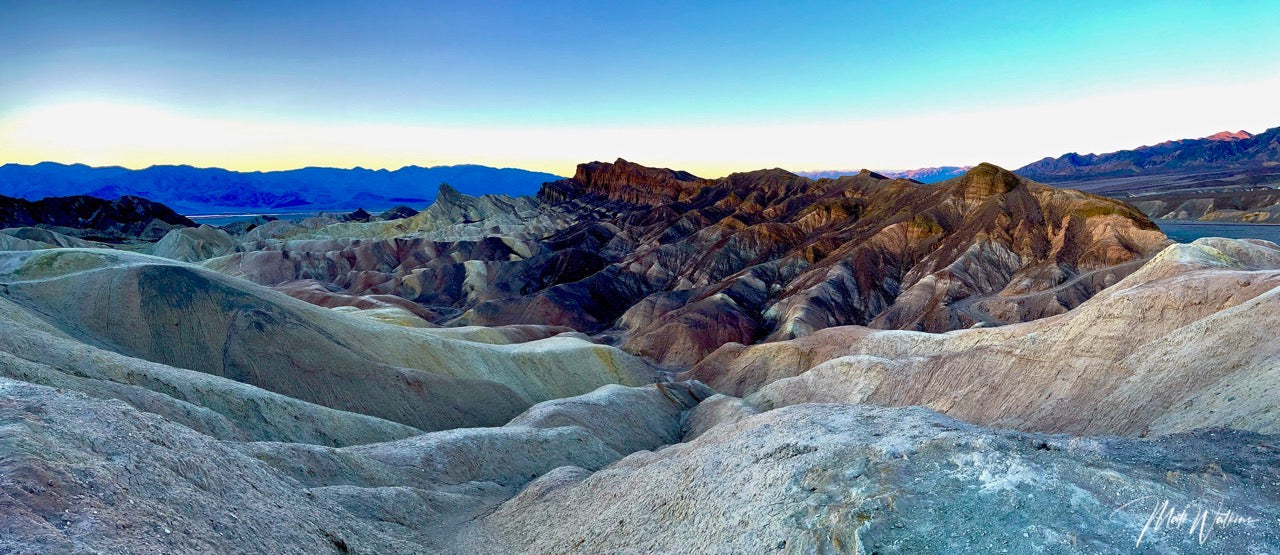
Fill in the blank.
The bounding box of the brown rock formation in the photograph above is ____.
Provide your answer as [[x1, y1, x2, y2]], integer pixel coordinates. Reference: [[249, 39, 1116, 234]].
[[199, 159, 1166, 369], [540, 158, 709, 205], [461, 160, 1166, 366]]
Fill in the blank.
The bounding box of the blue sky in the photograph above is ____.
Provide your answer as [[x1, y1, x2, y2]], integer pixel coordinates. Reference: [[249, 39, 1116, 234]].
[[3, 1, 1280, 175]]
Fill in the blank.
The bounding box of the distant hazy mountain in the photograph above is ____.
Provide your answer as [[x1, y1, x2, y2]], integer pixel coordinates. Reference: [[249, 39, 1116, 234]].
[[797, 166, 971, 183], [1016, 126, 1280, 182], [0, 162, 565, 214]]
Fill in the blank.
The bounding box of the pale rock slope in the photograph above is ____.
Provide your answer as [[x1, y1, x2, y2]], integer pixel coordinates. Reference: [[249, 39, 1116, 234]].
[[227, 183, 564, 244], [0, 227, 103, 251], [0, 379, 713, 553], [467, 402, 1280, 553], [0, 292, 421, 446], [687, 237, 1280, 436], [0, 248, 658, 433], [150, 224, 239, 262]]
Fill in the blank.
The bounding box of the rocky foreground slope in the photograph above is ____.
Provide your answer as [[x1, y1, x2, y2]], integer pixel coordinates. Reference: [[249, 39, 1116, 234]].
[[2, 377, 1277, 553], [201, 160, 1169, 368]]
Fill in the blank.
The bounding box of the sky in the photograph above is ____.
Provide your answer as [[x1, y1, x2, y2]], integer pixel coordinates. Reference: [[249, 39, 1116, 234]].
[[3, 0, 1280, 177]]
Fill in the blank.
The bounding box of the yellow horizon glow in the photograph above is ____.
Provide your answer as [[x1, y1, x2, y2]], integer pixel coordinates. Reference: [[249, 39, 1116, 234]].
[[4, 76, 1280, 179]]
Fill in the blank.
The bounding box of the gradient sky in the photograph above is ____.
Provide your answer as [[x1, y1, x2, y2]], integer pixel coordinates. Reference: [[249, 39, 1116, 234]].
[[3, 1, 1280, 177]]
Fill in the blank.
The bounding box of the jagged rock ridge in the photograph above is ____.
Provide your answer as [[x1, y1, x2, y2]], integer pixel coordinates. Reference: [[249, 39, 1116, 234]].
[[198, 159, 1168, 368], [461, 159, 1168, 366]]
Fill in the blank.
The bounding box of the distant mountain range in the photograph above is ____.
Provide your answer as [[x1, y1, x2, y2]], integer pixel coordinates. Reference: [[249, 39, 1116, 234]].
[[797, 166, 971, 183], [1016, 126, 1280, 182], [8, 122, 1280, 219], [0, 162, 564, 215], [792, 126, 1280, 187]]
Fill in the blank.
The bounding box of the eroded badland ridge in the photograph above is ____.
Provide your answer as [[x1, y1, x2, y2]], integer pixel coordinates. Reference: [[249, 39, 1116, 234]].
[[1, 159, 1278, 553], [205, 159, 1169, 368]]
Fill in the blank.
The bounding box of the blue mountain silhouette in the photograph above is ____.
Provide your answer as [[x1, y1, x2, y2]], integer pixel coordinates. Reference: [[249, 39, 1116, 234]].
[[0, 162, 564, 214]]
